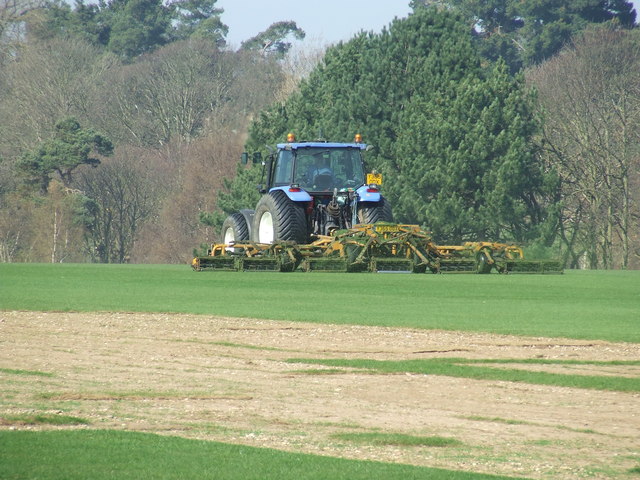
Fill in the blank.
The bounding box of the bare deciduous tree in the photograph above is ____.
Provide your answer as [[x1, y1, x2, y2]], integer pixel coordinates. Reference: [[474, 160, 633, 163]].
[[0, 0, 43, 41], [100, 40, 235, 146], [0, 37, 116, 153], [0, 30, 292, 264], [76, 151, 157, 263], [0, 182, 87, 263], [131, 130, 242, 263], [275, 38, 326, 102], [528, 26, 640, 269]]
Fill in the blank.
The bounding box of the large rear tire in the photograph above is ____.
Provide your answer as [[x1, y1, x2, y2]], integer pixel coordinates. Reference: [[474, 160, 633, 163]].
[[221, 212, 250, 244], [252, 190, 307, 244], [357, 197, 393, 224]]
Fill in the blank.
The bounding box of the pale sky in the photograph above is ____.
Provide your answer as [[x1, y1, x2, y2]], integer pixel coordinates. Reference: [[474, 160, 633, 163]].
[[217, 0, 640, 49], [216, 0, 413, 48]]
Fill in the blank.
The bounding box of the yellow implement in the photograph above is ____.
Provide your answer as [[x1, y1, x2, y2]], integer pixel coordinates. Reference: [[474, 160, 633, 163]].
[[192, 223, 563, 274]]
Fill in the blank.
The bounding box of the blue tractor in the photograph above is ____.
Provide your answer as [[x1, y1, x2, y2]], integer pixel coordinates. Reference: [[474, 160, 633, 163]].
[[221, 134, 393, 245]]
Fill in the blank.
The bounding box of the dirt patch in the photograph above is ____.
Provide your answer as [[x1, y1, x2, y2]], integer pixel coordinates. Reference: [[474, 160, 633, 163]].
[[1, 310, 639, 479]]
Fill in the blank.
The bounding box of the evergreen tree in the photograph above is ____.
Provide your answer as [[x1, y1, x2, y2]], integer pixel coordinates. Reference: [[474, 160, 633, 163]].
[[416, 0, 637, 72], [240, 21, 305, 59], [172, 0, 227, 46], [16, 117, 113, 194], [29, 0, 227, 60], [392, 62, 550, 243], [105, 0, 172, 59]]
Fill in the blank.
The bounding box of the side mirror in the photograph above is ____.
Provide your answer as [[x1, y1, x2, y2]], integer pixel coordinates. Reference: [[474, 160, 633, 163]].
[[241, 152, 249, 165], [253, 152, 262, 164]]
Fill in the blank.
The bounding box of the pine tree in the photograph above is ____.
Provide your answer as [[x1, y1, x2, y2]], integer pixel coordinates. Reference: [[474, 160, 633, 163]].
[[16, 117, 113, 194], [392, 61, 551, 243], [422, 0, 637, 72]]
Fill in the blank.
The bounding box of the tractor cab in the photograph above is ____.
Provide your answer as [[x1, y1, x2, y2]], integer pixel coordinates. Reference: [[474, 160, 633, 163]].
[[271, 142, 367, 194]]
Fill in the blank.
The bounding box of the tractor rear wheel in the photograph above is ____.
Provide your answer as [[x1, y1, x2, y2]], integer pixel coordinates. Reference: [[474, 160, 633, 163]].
[[221, 212, 250, 244], [357, 198, 393, 224], [252, 190, 307, 244]]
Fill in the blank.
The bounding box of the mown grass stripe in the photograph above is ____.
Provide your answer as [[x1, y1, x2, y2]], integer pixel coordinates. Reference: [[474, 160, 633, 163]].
[[0, 430, 528, 480], [0, 414, 88, 426], [331, 432, 463, 447], [287, 358, 640, 392], [0, 368, 53, 377]]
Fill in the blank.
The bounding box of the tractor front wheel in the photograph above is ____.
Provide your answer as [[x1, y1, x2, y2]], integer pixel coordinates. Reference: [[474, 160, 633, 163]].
[[252, 191, 307, 244]]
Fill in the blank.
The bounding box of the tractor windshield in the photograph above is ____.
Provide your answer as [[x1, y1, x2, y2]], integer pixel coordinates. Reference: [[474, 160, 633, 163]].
[[274, 147, 365, 192]]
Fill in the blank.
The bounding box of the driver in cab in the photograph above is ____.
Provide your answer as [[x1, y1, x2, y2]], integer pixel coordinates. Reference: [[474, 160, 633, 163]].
[[300, 155, 334, 190]]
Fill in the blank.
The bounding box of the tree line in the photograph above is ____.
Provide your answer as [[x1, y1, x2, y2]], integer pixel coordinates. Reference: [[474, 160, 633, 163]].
[[1, 0, 638, 268], [0, 0, 305, 263]]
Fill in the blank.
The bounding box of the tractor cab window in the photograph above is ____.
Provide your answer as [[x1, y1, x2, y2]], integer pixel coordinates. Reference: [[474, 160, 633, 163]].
[[273, 149, 293, 186], [294, 149, 328, 188], [331, 149, 365, 190]]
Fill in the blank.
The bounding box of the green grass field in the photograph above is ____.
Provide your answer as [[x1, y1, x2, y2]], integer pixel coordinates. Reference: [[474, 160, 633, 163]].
[[1, 263, 638, 480], [1, 263, 638, 342]]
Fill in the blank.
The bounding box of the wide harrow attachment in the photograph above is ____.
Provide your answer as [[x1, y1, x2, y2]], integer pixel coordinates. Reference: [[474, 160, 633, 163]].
[[192, 223, 563, 274]]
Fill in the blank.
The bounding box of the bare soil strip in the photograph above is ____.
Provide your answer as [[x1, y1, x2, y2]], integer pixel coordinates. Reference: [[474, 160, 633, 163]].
[[1, 311, 639, 479]]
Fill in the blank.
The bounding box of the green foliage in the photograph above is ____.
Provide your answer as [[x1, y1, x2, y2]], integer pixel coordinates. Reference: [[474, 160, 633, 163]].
[[0, 264, 638, 343], [106, 0, 173, 59], [27, 1, 102, 44], [32, 0, 227, 60], [241, 21, 305, 58], [245, 8, 553, 244], [245, 103, 295, 152], [15, 117, 113, 194], [288, 358, 640, 392], [424, 0, 637, 72], [0, 430, 522, 479], [392, 62, 554, 243], [172, 0, 227, 46]]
